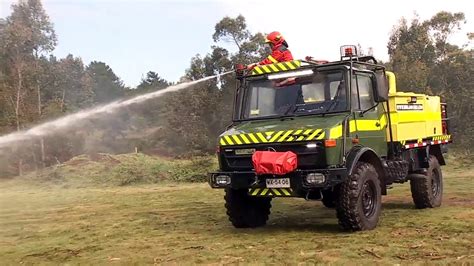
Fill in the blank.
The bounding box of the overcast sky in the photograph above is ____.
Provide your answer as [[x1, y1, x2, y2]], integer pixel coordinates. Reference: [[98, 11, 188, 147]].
[[1, 0, 472, 87]]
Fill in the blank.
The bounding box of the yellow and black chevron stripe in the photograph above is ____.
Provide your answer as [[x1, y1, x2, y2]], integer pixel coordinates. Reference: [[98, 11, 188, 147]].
[[400, 135, 451, 145], [219, 128, 325, 146], [251, 60, 302, 75], [249, 188, 293, 197], [432, 135, 451, 141]]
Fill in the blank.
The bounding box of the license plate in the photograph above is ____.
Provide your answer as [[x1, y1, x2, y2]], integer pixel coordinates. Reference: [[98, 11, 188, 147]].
[[266, 178, 290, 188], [234, 148, 256, 155]]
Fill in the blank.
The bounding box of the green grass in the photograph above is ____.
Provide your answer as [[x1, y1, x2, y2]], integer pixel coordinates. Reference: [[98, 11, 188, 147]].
[[13, 153, 217, 186], [0, 158, 473, 264]]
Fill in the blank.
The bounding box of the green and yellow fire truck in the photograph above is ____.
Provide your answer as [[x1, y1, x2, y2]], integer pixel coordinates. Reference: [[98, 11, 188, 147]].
[[208, 45, 451, 231]]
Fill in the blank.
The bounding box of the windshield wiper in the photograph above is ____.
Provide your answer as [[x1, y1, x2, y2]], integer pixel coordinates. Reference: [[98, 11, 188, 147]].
[[325, 83, 344, 113], [359, 104, 378, 116], [325, 99, 339, 113], [298, 105, 328, 114], [284, 102, 311, 116]]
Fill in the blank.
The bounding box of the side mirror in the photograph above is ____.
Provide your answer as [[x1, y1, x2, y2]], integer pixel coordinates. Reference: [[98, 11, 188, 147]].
[[373, 70, 389, 102]]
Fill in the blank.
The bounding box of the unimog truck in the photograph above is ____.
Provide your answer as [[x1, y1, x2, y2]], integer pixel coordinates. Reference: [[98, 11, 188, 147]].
[[208, 45, 451, 231]]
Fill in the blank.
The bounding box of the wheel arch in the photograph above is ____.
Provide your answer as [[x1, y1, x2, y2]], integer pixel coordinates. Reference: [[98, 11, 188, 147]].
[[346, 146, 387, 195], [429, 145, 446, 166]]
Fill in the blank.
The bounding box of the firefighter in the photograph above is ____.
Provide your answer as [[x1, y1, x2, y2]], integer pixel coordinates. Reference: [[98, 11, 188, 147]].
[[247, 31, 293, 69]]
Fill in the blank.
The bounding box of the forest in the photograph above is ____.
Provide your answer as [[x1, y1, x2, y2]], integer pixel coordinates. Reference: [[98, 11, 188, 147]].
[[0, 0, 473, 177]]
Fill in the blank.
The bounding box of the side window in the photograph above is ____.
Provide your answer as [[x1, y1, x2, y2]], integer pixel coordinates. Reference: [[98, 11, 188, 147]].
[[352, 73, 375, 110]]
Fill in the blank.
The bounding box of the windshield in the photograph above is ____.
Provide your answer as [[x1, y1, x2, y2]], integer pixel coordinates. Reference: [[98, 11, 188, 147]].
[[241, 70, 347, 119]]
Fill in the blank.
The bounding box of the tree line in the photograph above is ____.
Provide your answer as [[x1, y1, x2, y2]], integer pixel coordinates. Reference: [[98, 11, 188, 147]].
[[386, 12, 473, 152], [0, 0, 472, 177]]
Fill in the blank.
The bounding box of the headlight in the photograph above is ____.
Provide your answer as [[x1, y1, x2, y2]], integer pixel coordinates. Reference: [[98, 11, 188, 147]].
[[306, 143, 318, 148], [305, 173, 325, 185], [234, 148, 256, 155], [215, 175, 231, 185]]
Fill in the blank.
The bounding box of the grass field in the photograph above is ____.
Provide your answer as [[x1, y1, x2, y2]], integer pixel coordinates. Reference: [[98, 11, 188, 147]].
[[0, 156, 473, 264]]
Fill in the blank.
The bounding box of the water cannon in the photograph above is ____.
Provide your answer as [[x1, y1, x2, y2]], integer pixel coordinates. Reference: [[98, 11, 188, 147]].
[[305, 56, 329, 65], [235, 64, 246, 78]]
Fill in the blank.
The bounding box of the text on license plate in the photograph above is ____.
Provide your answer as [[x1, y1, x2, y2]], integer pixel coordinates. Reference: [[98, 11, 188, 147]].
[[266, 178, 290, 188]]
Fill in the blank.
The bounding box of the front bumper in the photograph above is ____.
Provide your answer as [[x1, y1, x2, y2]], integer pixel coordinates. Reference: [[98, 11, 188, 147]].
[[208, 168, 347, 196]]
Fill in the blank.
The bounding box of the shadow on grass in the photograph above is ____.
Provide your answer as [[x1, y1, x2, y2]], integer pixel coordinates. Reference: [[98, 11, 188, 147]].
[[140, 201, 430, 234], [262, 221, 342, 233], [383, 202, 415, 210], [232, 206, 343, 233]]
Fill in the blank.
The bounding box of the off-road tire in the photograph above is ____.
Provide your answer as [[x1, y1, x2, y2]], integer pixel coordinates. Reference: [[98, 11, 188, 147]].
[[410, 156, 443, 208], [224, 188, 271, 228], [336, 162, 382, 231], [321, 188, 338, 208]]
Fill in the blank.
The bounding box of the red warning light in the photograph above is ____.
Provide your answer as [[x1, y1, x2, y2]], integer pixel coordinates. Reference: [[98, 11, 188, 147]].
[[344, 47, 353, 57], [340, 45, 358, 58]]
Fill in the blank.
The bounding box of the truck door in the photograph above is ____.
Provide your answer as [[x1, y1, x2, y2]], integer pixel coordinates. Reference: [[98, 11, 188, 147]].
[[348, 71, 388, 156]]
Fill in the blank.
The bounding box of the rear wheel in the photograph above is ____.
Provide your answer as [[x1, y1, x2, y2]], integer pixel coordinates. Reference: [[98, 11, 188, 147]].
[[410, 156, 443, 208], [336, 162, 382, 231], [224, 188, 271, 228]]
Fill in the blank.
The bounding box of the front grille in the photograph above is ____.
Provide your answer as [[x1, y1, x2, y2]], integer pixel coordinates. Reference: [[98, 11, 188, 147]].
[[219, 142, 326, 171]]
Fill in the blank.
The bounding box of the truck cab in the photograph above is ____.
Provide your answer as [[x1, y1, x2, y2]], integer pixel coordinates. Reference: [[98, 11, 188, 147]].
[[209, 45, 450, 231]]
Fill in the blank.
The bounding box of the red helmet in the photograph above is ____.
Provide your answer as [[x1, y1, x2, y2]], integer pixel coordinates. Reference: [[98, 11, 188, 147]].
[[265, 31, 284, 46]]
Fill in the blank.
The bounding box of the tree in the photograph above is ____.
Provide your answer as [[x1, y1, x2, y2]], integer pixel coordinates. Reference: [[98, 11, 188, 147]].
[[213, 15, 267, 64], [136, 71, 169, 92], [388, 11, 473, 153], [40, 54, 94, 114], [387, 16, 435, 91], [0, 0, 57, 173], [428, 12, 465, 59], [0, 19, 9, 134], [162, 15, 266, 155], [1, 0, 57, 128], [87, 61, 125, 103]]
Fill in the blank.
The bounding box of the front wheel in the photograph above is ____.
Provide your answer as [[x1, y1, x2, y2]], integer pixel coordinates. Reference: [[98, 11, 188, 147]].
[[224, 188, 271, 228], [336, 162, 382, 231]]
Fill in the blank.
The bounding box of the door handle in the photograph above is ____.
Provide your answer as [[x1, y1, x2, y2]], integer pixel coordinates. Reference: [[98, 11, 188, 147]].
[[375, 122, 381, 127]]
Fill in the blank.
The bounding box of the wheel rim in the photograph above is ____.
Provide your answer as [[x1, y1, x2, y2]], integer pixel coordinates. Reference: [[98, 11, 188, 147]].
[[431, 168, 441, 198], [362, 180, 377, 218]]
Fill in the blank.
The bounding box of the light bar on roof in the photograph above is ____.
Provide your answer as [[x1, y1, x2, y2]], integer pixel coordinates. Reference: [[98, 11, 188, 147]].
[[268, 69, 314, 80]]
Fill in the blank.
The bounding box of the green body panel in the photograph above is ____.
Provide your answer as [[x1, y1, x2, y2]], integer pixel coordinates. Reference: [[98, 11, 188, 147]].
[[220, 105, 389, 167], [220, 113, 350, 166], [347, 105, 388, 156], [326, 140, 343, 165], [222, 114, 348, 136]]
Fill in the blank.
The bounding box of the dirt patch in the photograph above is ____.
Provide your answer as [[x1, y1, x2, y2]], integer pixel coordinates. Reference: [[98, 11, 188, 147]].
[[390, 228, 420, 238], [384, 195, 474, 207], [23, 247, 82, 261], [455, 211, 474, 221], [444, 196, 474, 207]]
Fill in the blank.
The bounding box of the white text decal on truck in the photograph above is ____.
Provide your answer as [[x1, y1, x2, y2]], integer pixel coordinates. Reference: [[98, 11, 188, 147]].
[[396, 104, 423, 111]]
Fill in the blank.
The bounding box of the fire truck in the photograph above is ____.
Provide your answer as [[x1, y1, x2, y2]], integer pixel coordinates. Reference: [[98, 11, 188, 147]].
[[208, 45, 451, 231]]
